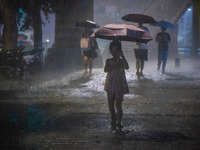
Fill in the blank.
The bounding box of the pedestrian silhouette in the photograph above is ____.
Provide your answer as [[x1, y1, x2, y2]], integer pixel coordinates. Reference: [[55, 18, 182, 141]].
[[156, 27, 171, 73], [134, 21, 150, 77], [104, 40, 129, 134], [80, 33, 98, 76]]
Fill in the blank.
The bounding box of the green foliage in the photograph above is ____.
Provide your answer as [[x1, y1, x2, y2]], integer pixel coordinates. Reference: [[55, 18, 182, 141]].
[[20, 15, 32, 30], [16, 8, 24, 26]]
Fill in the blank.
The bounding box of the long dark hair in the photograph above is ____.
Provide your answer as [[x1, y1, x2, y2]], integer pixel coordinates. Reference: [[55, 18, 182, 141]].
[[82, 33, 90, 38], [109, 40, 122, 52]]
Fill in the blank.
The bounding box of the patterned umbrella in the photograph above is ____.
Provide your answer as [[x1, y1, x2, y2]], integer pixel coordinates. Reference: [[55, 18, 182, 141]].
[[91, 24, 152, 43]]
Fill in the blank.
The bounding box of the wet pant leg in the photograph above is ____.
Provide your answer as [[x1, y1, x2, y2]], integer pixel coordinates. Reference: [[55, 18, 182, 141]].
[[162, 50, 168, 71], [158, 51, 163, 69]]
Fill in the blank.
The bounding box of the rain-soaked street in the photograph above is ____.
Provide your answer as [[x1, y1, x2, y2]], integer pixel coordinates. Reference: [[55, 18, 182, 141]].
[[1, 0, 200, 149], [0, 60, 200, 150]]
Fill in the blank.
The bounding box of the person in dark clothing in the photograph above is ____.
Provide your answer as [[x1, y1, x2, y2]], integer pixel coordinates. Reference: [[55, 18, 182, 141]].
[[104, 40, 129, 134], [156, 27, 171, 73]]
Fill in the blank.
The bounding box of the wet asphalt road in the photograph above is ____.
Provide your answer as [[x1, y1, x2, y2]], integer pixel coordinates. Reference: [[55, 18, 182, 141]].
[[0, 66, 200, 150]]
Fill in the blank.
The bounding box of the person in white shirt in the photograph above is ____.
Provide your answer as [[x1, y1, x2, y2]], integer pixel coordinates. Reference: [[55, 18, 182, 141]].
[[134, 21, 150, 77]]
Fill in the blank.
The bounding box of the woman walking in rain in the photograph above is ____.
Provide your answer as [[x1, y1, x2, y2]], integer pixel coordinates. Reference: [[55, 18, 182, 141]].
[[121, 14, 155, 77], [134, 21, 150, 77], [104, 40, 129, 134], [80, 32, 98, 76]]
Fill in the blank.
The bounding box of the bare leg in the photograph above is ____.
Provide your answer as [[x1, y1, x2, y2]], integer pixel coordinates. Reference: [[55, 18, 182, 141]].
[[115, 92, 124, 127], [108, 100, 116, 124], [140, 60, 144, 76], [116, 100, 123, 126], [88, 58, 93, 76], [107, 92, 116, 129], [141, 60, 144, 72], [83, 56, 88, 75], [136, 60, 140, 76]]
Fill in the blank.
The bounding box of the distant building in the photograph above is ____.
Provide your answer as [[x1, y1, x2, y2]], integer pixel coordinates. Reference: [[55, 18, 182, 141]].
[[17, 30, 34, 50]]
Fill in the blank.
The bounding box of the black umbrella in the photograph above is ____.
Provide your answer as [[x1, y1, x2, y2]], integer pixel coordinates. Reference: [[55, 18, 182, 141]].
[[122, 14, 156, 24]]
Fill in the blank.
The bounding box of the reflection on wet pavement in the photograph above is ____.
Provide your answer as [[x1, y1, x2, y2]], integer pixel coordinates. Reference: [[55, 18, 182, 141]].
[[0, 67, 200, 149]]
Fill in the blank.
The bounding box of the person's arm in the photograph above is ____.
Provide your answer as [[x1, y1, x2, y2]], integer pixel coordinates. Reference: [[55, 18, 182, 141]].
[[155, 33, 160, 42], [104, 59, 120, 72], [92, 38, 98, 49], [162, 33, 170, 43], [118, 50, 129, 70], [146, 27, 150, 33], [167, 33, 171, 43]]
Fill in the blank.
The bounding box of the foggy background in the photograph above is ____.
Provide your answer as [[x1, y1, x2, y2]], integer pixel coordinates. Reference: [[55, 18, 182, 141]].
[[38, 0, 199, 75]]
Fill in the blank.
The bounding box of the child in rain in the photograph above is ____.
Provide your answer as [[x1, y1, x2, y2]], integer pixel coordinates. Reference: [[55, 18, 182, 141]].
[[104, 40, 129, 134]]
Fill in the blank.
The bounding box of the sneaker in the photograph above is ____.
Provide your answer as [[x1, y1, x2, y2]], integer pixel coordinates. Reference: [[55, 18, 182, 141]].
[[116, 129, 125, 135], [116, 124, 123, 130], [83, 71, 87, 76], [89, 72, 92, 77], [157, 66, 160, 70], [162, 69, 165, 74], [116, 125, 125, 135], [140, 72, 144, 77], [111, 125, 116, 131], [136, 72, 140, 77], [111, 120, 116, 131]]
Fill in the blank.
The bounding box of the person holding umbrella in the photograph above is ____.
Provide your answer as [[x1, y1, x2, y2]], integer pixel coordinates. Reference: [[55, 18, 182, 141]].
[[92, 23, 152, 134], [121, 14, 155, 77], [156, 27, 171, 73], [152, 20, 174, 73], [80, 32, 98, 76], [134, 21, 150, 77], [104, 40, 129, 134], [76, 20, 99, 76]]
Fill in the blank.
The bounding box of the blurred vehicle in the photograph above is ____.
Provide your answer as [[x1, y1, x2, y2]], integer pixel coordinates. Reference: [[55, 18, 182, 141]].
[[17, 30, 34, 50], [0, 47, 26, 79], [0, 30, 44, 79], [0, 45, 44, 79], [23, 49, 44, 74]]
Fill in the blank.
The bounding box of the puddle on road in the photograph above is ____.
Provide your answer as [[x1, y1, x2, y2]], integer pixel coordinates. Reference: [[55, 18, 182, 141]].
[[117, 131, 190, 142]]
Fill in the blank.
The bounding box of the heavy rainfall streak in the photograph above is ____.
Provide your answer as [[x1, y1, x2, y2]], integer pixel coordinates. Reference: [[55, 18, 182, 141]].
[[0, 0, 200, 149]]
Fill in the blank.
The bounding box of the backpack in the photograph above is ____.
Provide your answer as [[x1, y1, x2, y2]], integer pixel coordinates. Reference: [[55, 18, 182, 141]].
[[90, 38, 98, 50], [80, 37, 90, 48]]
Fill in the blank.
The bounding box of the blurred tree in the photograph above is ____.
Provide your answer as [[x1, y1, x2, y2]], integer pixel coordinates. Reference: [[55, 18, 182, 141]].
[[21, 0, 54, 49], [22, 0, 43, 50], [0, 0, 22, 50], [20, 0, 59, 49], [0, 0, 56, 50]]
